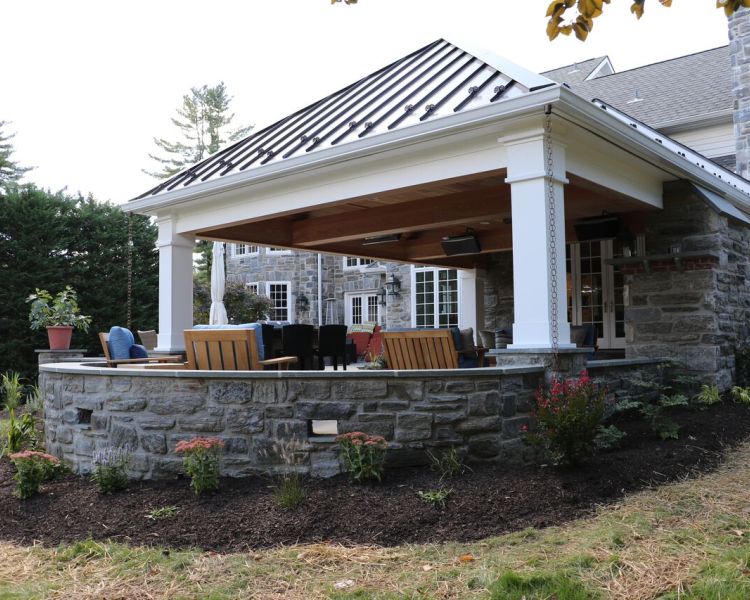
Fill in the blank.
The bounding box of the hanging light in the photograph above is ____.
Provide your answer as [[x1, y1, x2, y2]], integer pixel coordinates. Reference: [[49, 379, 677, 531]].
[[377, 286, 387, 306], [385, 274, 401, 296]]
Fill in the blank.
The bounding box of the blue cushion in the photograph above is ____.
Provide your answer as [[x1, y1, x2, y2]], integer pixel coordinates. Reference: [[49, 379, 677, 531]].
[[450, 327, 463, 352], [108, 326, 135, 360], [129, 344, 149, 359], [191, 323, 264, 360]]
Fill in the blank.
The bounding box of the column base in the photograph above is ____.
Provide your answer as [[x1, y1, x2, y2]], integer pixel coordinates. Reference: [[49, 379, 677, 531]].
[[489, 347, 592, 379]]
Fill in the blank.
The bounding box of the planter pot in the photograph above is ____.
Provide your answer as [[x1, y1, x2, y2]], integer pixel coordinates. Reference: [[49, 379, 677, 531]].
[[47, 326, 74, 350]]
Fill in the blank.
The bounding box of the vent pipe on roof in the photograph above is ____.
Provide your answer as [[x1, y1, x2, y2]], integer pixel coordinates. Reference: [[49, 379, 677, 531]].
[[730, 7, 750, 179]]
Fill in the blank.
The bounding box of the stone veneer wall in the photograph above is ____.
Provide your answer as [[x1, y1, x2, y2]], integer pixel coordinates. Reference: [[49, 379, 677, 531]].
[[730, 7, 750, 179], [41, 365, 542, 480], [482, 250, 514, 333], [624, 183, 750, 389]]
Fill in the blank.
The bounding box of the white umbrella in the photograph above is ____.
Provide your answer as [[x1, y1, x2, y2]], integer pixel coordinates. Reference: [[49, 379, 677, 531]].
[[209, 241, 228, 325]]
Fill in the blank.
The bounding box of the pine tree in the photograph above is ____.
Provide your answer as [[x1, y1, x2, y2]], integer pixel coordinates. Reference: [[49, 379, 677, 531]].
[[144, 82, 253, 179], [0, 121, 32, 190]]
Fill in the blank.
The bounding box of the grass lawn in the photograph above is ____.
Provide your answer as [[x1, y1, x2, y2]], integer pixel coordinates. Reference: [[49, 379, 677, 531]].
[[2, 442, 750, 599]]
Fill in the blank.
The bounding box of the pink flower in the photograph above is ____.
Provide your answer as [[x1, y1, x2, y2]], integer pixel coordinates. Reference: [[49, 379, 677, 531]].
[[10, 450, 60, 464], [175, 437, 224, 454]]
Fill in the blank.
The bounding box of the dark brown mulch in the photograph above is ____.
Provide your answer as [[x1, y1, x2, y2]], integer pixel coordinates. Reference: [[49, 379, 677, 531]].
[[1, 401, 749, 552]]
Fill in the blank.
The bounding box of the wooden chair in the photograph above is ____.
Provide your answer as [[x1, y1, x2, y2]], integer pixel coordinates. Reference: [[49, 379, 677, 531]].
[[183, 328, 297, 371], [136, 330, 158, 350], [382, 329, 487, 370], [98, 332, 183, 367]]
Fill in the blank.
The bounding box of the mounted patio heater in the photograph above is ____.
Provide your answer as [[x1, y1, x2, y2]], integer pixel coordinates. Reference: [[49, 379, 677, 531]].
[[441, 233, 481, 256]]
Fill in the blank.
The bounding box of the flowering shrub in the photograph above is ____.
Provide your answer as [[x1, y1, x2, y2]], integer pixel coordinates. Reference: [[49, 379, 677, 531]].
[[531, 370, 607, 466], [336, 431, 388, 482], [91, 446, 130, 494], [10, 450, 60, 499], [175, 437, 224, 494]]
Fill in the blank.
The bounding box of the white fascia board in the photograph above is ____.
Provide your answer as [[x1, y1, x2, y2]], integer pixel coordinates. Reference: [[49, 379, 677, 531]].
[[443, 35, 558, 91], [555, 87, 750, 211], [127, 86, 562, 216], [584, 57, 614, 80]]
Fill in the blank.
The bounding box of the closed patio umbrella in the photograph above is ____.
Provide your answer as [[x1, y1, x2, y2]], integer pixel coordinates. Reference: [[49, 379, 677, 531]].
[[209, 241, 228, 325]]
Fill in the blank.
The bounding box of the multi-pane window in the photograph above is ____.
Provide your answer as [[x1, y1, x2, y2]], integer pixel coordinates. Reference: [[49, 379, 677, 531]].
[[414, 268, 458, 328], [246, 282, 261, 295], [266, 247, 291, 255], [346, 293, 379, 325], [344, 257, 375, 269], [267, 282, 291, 321], [233, 244, 258, 256]]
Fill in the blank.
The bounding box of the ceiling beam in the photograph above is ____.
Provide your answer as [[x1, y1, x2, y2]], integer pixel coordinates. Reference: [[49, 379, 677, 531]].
[[291, 187, 509, 247]]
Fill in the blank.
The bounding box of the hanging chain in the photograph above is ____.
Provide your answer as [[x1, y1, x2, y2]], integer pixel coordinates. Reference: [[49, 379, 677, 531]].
[[127, 211, 133, 330], [544, 108, 560, 370]]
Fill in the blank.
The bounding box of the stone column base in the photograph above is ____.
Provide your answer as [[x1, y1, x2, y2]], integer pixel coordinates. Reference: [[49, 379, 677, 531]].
[[489, 347, 591, 382]]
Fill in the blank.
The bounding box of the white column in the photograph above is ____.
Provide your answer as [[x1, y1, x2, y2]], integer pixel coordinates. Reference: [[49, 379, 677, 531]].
[[156, 216, 195, 352], [458, 268, 484, 340], [503, 127, 572, 348]]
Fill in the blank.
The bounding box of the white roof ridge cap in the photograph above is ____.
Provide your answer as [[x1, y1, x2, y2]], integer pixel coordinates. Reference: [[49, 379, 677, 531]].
[[441, 35, 558, 91]]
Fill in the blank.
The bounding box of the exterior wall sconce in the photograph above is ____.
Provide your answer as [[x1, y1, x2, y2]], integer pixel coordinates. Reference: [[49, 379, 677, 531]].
[[296, 293, 310, 312], [377, 286, 387, 306], [385, 274, 401, 297]]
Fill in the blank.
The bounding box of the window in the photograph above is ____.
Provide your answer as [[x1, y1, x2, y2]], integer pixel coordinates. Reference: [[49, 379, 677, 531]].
[[413, 267, 459, 328], [267, 281, 291, 321], [344, 257, 375, 269], [266, 247, 291, 255], [233, 244, 258, 256], [245, 282, 262, 295], [346, 293, 380, 325]]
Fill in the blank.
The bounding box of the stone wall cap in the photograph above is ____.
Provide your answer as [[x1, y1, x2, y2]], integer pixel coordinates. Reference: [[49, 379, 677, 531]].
[[35, 349, 87, 354], [587, 357, 669, 369], [39, 362, 544, 379], [489, 347, 591, 355]]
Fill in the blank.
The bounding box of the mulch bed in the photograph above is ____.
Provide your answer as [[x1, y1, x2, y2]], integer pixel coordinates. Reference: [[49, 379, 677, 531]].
[[1, 401, 749, 552]]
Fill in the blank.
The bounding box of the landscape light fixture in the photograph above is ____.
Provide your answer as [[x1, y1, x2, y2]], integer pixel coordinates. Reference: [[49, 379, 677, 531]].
[[385, 274, 401, 296], [377, 286, 387, 306], [362, 233, 401, 246]]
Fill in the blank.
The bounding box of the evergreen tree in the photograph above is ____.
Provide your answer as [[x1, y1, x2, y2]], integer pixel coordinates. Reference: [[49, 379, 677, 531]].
[[144, 82, 253, 179], [0, 121, 32, 190], [0, 186, 158, 380]]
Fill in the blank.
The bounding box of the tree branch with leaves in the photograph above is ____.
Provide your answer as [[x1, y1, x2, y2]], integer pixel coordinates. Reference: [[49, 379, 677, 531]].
[[546, 0, 750, 41]]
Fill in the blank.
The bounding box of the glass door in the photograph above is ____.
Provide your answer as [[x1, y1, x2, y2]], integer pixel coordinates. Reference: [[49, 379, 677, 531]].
[[346, 293, 380, 326]]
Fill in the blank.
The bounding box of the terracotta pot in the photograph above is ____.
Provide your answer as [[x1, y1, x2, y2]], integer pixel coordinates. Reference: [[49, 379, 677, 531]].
[[47, 326, 74, 350]]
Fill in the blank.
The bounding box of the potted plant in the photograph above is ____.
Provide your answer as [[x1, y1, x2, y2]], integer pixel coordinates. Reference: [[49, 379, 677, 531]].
[[27, 286, 91, 350]]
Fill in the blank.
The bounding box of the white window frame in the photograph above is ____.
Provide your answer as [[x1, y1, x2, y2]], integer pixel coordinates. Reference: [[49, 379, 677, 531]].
[[245, 282, 262, 295], [266, 246, 292, 256], [345, 291, 381, 326], [410, 266, 461, 329], [266, 280, 293, 322], [343, 256, 376, 270], [232, 243, 259, 257]]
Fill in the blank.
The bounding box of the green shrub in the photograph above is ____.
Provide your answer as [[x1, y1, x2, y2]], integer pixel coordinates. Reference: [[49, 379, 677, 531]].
[[731, 386, 750, 405], [531, 371, 607, 465], [91, 447, 130, 494], [594, 425, 626, 450], [145, 506, 180, 520], [10, 450, 60, 499], [695, 384, 721, 407], [336, 431, 388, 482], [6, 411, 35, 455], [426, 446, 469, 479], [1, 372, 23, 411], [417, 488, 452, 509], [175, 437, 224, 495]]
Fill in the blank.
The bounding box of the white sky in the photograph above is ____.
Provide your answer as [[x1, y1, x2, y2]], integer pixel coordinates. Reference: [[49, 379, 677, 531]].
[[0, 0, 731, 204]]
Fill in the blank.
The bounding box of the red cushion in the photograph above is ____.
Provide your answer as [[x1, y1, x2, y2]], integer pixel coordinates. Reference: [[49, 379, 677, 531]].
[[347, 332, 371, 357]]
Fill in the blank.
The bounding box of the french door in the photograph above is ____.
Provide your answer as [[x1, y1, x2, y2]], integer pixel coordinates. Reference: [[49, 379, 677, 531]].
[[567, 239, 634, 349], [345, 293, 380, 326]]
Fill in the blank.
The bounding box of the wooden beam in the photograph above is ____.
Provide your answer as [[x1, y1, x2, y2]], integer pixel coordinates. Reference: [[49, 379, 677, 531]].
[[291, 187, 509, 247]]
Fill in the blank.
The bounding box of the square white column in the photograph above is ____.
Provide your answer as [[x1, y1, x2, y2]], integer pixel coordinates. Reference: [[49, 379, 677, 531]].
[[155, 216, 195, 352], [503, 127, 572, 349]]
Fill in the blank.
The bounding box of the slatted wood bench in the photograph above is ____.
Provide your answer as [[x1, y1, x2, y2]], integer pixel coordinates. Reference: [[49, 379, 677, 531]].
[[183, 328, 297, 371], [381, 329, 486, 370]]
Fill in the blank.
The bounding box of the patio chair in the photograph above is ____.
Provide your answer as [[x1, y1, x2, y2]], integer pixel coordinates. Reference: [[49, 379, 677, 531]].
[[282, 324, 315, 370], [382, 329, 488, 370], [98, 331, 182, 367], [183, 328, 297, 370], [136, 330, 158, 351], [315, 324, 349, 370]]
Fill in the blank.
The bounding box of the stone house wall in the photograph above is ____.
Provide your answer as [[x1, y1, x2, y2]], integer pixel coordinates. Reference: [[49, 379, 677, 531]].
[[41, 366, 542, 480]]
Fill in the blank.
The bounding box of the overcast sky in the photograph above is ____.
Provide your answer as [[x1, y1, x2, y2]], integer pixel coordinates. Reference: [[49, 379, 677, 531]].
[[0, 0, 731, 205]]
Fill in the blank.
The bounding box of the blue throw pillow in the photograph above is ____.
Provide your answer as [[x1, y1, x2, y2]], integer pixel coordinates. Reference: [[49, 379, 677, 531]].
[[108, 326, 135, 360], [129, 344, 149, 359]]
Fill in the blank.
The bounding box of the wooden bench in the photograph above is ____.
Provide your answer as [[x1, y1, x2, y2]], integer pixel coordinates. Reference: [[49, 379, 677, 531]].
[[98, 332, 183, 367], [183, 328, 297, 371], [381, 329, 486, 370]]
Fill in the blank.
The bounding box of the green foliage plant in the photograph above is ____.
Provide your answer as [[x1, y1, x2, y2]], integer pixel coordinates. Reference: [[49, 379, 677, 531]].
[[1, 371, 23, 411], [27, 286, 91, 331], [695, 384, 721, 407], [9, 450, 60, 499], [146, 505, 180, 520], [417, 488, 453, 509], [426, 446, 469, 479], [336, 431, 388, 483], [532, 370, 607, 466], [193, 280, 273, 325], [594, 424, 627, 451], [91, 446, 131, 494], [175, 437, 224, 495], [26, 385, 43, 414], [269, 436, 307, 509], [731, 386, 750, 405], [7, 411, 35, 454]]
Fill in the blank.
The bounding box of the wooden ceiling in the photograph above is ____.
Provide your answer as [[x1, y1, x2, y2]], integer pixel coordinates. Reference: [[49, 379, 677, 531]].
[[196, 169, 654, 268]]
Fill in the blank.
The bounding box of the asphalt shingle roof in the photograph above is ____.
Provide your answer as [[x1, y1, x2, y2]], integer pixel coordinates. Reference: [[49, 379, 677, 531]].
[[542, 57, 609, 86], [564, 46, 732, 129]]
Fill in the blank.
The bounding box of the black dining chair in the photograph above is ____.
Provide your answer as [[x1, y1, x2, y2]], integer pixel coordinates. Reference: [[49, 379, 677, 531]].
[[315, 324, 349, 370], [261, 324, 276, 359], [282, 324, 315, 370]]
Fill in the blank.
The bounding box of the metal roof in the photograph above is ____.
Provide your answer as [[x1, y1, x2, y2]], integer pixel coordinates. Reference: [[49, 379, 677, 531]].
[[135, 38, 555, 201]]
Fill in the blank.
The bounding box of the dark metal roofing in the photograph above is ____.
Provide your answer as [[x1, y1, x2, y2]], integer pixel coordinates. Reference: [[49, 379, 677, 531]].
[[136, 39, 545, 201]]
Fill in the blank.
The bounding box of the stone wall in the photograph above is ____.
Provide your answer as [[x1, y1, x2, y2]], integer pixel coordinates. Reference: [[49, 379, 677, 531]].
[[482, 250, 514, 333], [730, 8, 750, 179], [41, 365, 542, 480]]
